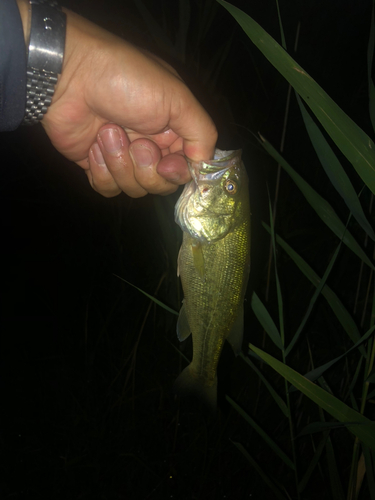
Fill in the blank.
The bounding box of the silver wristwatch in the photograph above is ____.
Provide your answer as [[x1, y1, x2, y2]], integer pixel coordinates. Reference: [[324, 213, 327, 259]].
[[23, 0, 66, 125]]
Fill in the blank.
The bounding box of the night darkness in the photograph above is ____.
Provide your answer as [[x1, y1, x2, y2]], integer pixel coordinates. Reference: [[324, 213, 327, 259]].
[[2, 1, 374, 499]]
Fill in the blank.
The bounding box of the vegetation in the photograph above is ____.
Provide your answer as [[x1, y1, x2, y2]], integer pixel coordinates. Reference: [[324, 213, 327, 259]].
[[3, 1, 375, 498]]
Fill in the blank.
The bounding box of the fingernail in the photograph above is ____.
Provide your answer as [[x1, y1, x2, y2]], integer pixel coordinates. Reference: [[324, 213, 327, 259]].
[[99, 128, 122, 154], [91, 143, 105, 165], [130, 145, 152, 168]]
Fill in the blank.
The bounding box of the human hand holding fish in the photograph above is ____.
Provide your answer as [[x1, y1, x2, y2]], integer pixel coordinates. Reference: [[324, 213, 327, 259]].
[[15, 0, 217, 198], [14, 2, 248, 416]]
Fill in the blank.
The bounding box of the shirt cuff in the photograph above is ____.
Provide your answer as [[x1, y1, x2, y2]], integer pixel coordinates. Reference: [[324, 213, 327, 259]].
[[0, 0, 27, 131]]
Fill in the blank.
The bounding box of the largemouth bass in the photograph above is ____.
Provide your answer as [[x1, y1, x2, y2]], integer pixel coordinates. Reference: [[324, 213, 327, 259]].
[[174, 148, 251, 413]]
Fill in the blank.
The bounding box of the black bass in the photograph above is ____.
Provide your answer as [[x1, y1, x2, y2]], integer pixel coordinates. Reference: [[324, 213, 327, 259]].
[[174, 148, 251, 413]]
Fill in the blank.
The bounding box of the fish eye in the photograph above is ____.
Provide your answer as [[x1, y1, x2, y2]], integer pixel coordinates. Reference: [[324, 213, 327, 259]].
[[224, 179, 237, 194]]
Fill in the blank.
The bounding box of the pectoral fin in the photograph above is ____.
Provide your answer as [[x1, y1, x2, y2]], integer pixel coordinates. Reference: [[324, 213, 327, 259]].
[[192, 241, 205, 278], [226, 307, 244, 356], [177, 302, 191, 342]]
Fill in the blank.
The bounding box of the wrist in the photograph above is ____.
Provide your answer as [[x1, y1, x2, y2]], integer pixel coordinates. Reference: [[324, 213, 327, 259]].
[[17, 0, 67, 125]]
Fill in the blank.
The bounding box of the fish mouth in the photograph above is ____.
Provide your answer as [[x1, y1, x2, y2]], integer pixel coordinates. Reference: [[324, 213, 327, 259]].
[[188, 149, 242, 177], [174, 149, 243, 243]]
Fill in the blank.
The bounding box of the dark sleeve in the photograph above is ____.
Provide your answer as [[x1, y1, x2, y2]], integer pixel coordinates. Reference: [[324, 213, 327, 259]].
[[0, 0, 27, 131]]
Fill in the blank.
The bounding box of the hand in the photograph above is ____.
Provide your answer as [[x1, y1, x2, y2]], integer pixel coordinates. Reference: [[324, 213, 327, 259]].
[[24, 7, 218, 197]]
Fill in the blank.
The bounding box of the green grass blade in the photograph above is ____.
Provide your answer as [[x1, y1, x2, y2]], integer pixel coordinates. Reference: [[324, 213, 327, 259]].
[[316, 406, 345, 500], [367, 367, 375, 383], [216, 0, 375, 194], [204, 32, 234, 88], [194, 0, 218, 53], [260, 137, 375, 271], [166, 337, 191, 364], [132, 0, 178, 58], [230, 440, 288, 500], [368, 2, 375, 133], [369, 82, 375, 135], [346, 357, 364, 406], [227, 395, 295, 470], [113, 274, 178, 316], [298, 421, 368, 437], [363, 444, 375, 500], [326, 436, 345, 500], [262, 223, 365, 354], [267, 195, 285, 349], [298, 433, 329, 494], [249, 343, 375, 450], [293, 327, 374, 388], [285, 241, 341, 357], [251, 292, 283, 350], [175, 0, 190, 62], [296, 94, 375, 241], [275, 0, 287, 50], [240, 352, 289, 417]]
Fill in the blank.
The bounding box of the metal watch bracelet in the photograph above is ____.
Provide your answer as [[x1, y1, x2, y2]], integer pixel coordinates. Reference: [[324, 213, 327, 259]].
[[23, 0, 66, 125]]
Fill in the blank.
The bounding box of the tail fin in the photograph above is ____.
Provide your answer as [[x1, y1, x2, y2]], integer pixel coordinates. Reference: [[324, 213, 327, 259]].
[[173, 364, 217, 416]]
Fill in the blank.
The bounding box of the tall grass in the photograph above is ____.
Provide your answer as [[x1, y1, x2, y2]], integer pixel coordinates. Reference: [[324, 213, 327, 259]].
[[217, 1, 375, 498]]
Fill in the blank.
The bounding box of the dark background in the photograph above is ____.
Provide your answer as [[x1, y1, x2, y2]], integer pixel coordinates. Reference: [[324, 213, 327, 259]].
[[1, 1, 373, 498]]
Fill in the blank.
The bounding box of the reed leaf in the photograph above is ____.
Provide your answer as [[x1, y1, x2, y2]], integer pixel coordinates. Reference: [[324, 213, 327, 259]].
[[290, 327, 374, 392], [251, 292, 283, 350], [227, 396, 295, 470], [175, 0, 190, 62], [249, 344, 375, 451], [230, 440, 289, 500], [367, 367, 375, 383], [132, 0, 179, 58], [262, 223, 365, 354], [240, 352, 289, 417], [326, 435, 345, 500], [293, 327, 374, 388], [296, 94, 375, 241], [346, 358, 365, 406], [298, 421, 367, 437], [267, 195, 285, 349], [363, 444, 375, 500], [297, 433, 329, 493], [216, 0, 375, 194], [285, 241, 341, 357], [260, 137, 375, 271], [113, 274, 178, 315], [368, 2, 375, 133]]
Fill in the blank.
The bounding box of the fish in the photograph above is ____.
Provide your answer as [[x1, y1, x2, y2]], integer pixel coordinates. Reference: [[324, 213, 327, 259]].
[[173, 148, 251, 414]]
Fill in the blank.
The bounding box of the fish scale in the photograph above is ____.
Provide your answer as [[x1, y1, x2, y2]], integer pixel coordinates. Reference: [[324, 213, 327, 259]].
[[174, 149, 251, 413]]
